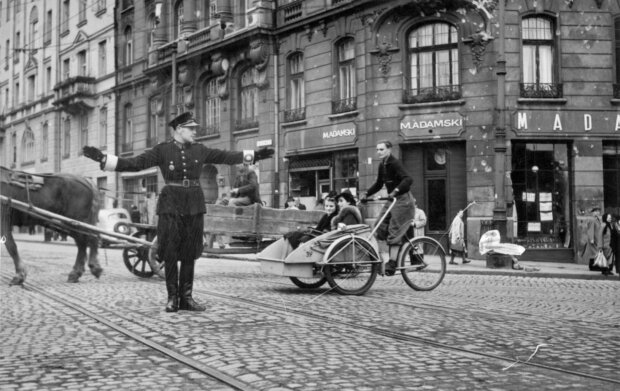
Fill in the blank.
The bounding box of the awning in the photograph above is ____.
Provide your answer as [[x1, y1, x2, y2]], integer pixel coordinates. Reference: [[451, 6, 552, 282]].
[[288, 158, 331, 171], [120, 167, 158, 178]]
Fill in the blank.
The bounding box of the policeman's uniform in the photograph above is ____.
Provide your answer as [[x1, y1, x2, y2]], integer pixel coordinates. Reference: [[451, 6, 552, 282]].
[[101, 112, 246, 311]]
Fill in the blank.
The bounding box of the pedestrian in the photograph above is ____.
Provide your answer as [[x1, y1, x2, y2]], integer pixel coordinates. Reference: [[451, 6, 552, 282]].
[[130, 205, 141, 223], [331, 192, 363, 230], [284, 196, 298, 210], [82, 111, 273, 313], [449, 210, 470, 265], [584, 207, 603, 271], [360, 140, 414, 276], [295, 198, 307, 210], [412, 198, 427, 238], [601, 213, 615, 276], [612, 214, 620, 276]]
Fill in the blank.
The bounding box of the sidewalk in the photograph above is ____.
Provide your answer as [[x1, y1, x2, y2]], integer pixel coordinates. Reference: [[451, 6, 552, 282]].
[[10, 232, 618, 281]]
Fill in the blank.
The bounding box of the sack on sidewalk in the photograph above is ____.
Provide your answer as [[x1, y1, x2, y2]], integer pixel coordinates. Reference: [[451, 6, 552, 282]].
[[593, 251, 608, 268]]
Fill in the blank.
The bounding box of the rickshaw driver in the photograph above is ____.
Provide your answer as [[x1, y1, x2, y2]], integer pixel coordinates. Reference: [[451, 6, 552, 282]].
[[82, 112, 273, 313], [360, 140, 415, 276]]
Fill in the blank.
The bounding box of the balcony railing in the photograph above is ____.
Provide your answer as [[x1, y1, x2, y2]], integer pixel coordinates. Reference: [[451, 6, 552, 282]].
[[520, 83, 563, 99], [235, 118, 259, 131], [283, 107, 306, 123], [53, 76, 97, 114], [278, 0, 303, 24], [614, 84, 620, 99], [402, 84, 462, 104], [332, 97, 357, 114]]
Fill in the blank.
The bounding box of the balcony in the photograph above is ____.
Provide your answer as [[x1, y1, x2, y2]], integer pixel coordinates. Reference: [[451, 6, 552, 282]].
[[332, 97, 357, 114], [278, 0, 303, 24], [403, 84, 462, 105], [283, 108, 306, 123], [53, 76, 97, 115], [520, 83, 563, 99]]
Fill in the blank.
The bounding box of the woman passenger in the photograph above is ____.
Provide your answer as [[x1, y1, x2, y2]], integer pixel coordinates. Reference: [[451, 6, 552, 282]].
[[331, 192, 363, 230]]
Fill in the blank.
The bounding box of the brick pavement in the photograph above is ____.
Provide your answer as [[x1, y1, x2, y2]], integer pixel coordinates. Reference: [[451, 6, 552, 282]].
[[2, 242, 619, 390]]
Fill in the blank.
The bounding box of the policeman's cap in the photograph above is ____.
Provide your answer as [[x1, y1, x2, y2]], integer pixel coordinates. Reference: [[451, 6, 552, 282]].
[[169, 112, 199, 129]]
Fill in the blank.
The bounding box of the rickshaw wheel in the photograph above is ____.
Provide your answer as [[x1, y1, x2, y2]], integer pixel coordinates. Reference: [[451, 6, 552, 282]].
[[398, 236, 446, 291], [123, 233, 162, 278], [289, 277, 327, 289], [324, 237, 378, 295]]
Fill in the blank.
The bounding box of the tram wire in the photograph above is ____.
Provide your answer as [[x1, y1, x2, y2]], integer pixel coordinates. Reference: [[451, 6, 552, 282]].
[[4, 259, 619, 386]]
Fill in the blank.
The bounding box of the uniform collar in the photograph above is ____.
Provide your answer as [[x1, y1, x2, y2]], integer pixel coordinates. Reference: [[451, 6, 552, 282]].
[[172, 139, 191, 150]]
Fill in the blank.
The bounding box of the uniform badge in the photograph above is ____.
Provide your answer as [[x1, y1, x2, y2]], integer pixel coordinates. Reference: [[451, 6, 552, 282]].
[[169, 161, 175, 171]]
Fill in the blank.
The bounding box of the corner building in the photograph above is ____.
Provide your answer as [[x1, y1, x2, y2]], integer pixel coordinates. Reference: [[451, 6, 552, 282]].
[[131, 0, 619, 263]]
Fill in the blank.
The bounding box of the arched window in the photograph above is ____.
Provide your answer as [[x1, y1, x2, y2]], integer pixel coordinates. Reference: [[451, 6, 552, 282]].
[[285, 52, 305, 122], [520, 16, 560, 98], [406, 22, 459, 104], [29, 6, 38, 52], [333, 38, 356, 113], [124, 26, 133, 66], [21, 128, 35, 164], [41, 121, 49, 161], [237, 67, 258, 130], [201, 78, 220, 135]]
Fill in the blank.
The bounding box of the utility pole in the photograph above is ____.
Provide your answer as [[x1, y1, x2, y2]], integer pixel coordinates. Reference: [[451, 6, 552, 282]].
[[493, 0, 507, 237]]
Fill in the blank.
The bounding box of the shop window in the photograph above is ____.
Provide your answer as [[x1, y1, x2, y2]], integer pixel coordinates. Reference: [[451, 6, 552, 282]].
[[603, 141, 620, 216], [511, 143, 570, 248], [520, 16, 562, 98], [333, 150, 358, 195], [285, 52, 305, 122], [333, 38, 356, 114], [405, 22, 460, 104], [200, 78, 220, 136]]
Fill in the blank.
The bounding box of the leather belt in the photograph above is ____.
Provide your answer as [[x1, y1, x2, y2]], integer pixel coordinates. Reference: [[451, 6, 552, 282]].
[[165, 179, 201, 188]]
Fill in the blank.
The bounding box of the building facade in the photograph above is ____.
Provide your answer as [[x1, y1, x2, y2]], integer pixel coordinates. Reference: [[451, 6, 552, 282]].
[[0, 0, 117, 208]]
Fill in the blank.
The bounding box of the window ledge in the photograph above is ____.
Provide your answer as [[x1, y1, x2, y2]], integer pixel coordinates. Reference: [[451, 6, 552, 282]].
[[95, 8, 107, 17], [77, 20, 87, 28], [40, 158, 48, 162], [517, 98, 567, 105], [282, 119, 307, 128], [233, 127, 259, 136], [328, 111, 359, 120], [611, 99, 620, 106], [398, 99, 465, 110], [22, 160, 35, 166]]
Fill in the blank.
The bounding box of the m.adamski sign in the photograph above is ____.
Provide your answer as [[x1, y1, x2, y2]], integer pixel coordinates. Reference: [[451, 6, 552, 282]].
[[512, 110, 620, 134]]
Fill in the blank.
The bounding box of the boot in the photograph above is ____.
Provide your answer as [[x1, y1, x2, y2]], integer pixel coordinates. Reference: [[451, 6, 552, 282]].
[[164, 260, 179, 313], [179, 260, 206, 311], [385, 260, 397, 276]]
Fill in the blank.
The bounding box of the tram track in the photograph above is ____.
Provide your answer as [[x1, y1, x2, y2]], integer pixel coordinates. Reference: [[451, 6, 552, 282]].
[[4, 255, 619, 387]]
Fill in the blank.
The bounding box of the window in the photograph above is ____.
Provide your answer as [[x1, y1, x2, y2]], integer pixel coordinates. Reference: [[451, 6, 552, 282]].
[[26, 75, 35, 102], [62, 0, 69, 33], [148, 97, 162, 146], [41, 122, 49, 161], [99, 106, 107, 147], [615, 17, 620, 99], [285, 52, 305, 122], [201, 79, 219, 135], [14, 82, 19, 105], [29, 6, 38, 52], [5, 39, 9, 67], [79, 114, 88, 152], [406, 22, 460, 104], [21, 128, 35, 164], [11, 133, 17, 166], [77, 50, 87, 76], [521, 16, 560, 98], [46, 66, 51, 93], [334, 38, 356, 113], [96, 0, 106, 13], [63, 117, 71, 158], [124, 26, 133, 66], [63, 58, 70, 80], [603, 142, 620, 215], [333, 150, 359, 194], [14, 31, 20, 63], [44, 10, 52, 44], [147, 14, 156, 49], [236, 0, 246, 28], [174, 1, 184, 39], [98, 41, 107, 76], [237, 67, 258, 130], [78, 0, 86, 23], [123, 104, 133, 152], [209, 0, 217, 22]]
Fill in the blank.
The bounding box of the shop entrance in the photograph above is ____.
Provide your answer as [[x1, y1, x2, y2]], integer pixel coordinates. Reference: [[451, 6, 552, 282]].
[[402, 143, 466, 250]]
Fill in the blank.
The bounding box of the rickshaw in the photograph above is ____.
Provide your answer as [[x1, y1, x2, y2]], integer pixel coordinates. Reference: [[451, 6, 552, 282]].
[[259, 198, 447, 295]]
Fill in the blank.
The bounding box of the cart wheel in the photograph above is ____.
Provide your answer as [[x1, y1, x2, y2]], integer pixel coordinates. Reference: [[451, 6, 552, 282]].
[[123, 233, 162, 278], [323, 236, 379, 295], [398, 236, 446, 291], [289, 277, 327, 289]]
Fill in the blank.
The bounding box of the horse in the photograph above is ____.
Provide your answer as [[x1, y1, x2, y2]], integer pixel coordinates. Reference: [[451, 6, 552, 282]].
[[0, 166, 103, 285]]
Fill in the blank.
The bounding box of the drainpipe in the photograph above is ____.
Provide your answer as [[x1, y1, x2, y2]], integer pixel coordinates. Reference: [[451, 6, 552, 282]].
[[272, 40, 280, 208], [493, 0, 507, 237]]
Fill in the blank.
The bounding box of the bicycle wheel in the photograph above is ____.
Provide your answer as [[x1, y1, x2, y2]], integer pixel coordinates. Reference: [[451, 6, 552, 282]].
[[323, 236, 379, 295], [289, 277, 327, 289], [398, 236, 446, 291]]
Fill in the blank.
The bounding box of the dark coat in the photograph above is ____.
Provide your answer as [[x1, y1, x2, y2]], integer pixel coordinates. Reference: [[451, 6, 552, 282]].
[[232, 168, 260, 204], [366, 154, 413, 196], [112, 140, 243, 215], [331, 205, 363, 230]]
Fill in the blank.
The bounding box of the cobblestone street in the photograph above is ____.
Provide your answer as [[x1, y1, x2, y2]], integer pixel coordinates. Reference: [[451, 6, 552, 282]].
[[1, 241, 619, 390]]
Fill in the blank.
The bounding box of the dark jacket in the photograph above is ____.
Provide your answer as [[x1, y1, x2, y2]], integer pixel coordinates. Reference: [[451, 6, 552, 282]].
[[366, 154, 413, 196], [331, 205, 363, 230], [112, 140, 243, 215], [233, 167, 260, 204]]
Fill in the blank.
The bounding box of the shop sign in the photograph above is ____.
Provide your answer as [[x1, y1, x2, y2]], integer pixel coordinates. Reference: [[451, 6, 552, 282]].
[[399, 112, 464, 140], [513, 110, 620, 134], [285, 122, 357, 153]]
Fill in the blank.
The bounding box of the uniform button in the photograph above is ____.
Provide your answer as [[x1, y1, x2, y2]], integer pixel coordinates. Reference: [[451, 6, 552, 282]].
[[183, 169, 187, 172], [182, 162, 186, 166]]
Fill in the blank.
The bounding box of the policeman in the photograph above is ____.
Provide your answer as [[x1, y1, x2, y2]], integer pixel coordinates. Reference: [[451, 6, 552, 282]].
[[83, 112, 273, 312]]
